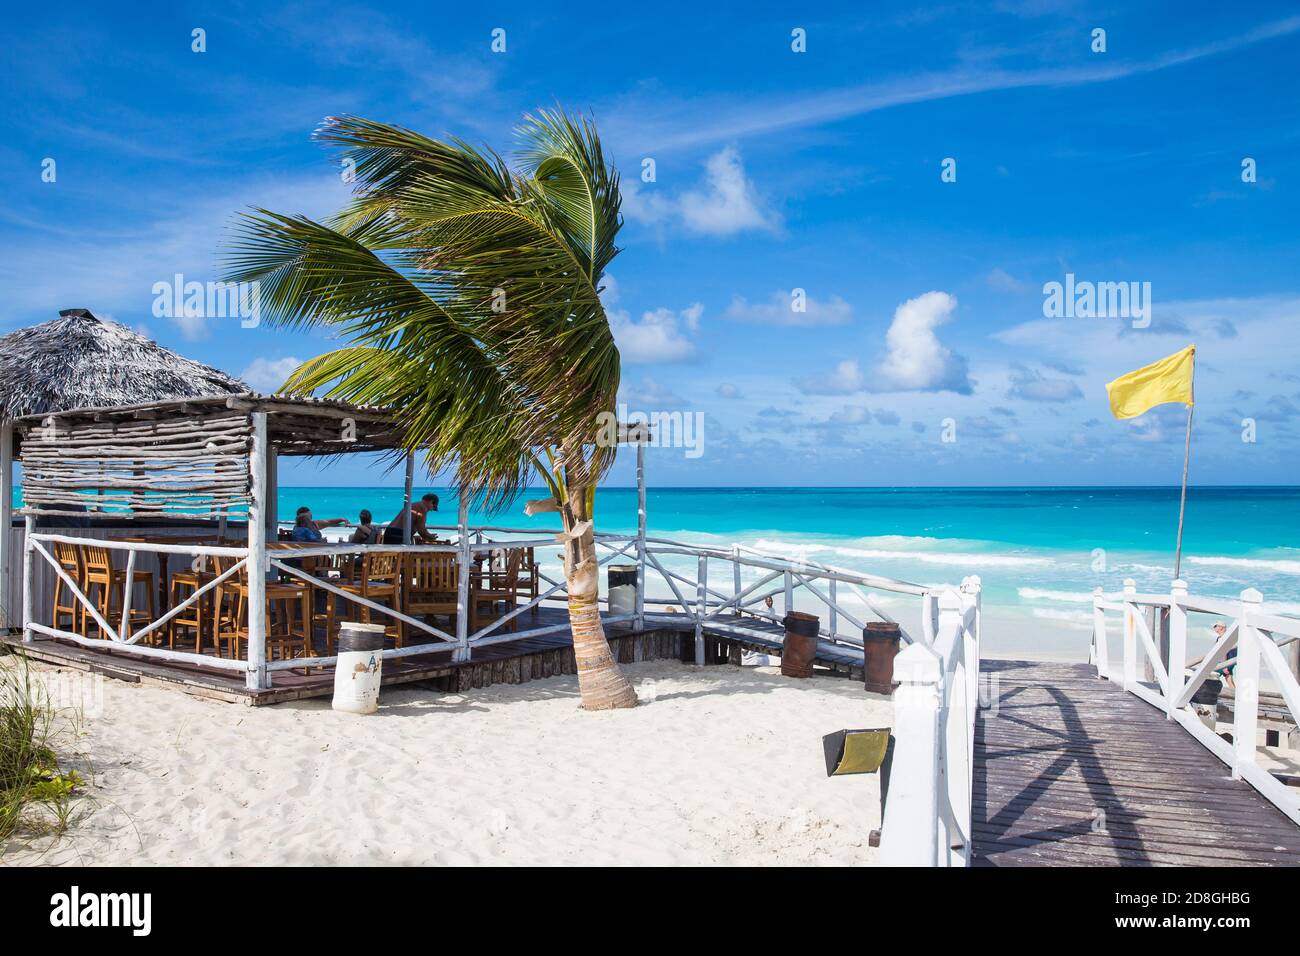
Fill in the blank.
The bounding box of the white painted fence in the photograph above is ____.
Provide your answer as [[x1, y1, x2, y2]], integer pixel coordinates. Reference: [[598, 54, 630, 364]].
[[878, 576, 982, 866], [1091, 578, 1300, 827]]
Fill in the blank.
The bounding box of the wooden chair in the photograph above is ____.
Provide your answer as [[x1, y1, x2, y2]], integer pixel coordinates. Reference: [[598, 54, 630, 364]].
[[168, 553, 224, 653], [80, 544, 156, 642], [51, 541, 85, 634], [404, 553, 460, 642], [325, 550, 403, 652], [470, 548, 523, 634], [214, 561, 312, 663]]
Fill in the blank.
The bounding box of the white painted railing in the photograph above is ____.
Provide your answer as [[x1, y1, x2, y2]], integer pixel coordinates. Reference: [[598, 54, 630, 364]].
[[622, 534, 930, 659], [878, 576, 982, 866], [1091, 578, 1300, 827]]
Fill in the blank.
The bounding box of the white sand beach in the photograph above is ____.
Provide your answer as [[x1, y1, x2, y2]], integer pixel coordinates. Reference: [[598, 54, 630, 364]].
[[5, 659, 889, 866]]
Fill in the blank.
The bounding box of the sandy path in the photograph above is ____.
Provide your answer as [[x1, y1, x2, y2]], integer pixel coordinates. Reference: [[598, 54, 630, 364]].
[[4, 660, 889, 866]]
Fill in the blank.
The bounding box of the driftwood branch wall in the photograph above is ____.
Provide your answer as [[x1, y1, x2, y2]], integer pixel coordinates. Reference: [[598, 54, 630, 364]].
[[18, 412, 252, 519]]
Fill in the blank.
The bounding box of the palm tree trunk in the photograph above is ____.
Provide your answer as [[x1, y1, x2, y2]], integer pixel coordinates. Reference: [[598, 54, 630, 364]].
[[563, 487, 637, 710]]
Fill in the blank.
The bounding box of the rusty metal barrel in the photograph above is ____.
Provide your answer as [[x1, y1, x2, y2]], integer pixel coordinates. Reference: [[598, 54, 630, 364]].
[[862, 621, 902, 694], [781, 611, 820, 678]]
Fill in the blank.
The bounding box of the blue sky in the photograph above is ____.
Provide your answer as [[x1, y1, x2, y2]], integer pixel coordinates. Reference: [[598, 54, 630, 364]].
[[4, 1, 1299, 487]]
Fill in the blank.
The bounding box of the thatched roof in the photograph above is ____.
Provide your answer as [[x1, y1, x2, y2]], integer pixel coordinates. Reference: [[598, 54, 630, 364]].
[[0, 309, 248, 420]]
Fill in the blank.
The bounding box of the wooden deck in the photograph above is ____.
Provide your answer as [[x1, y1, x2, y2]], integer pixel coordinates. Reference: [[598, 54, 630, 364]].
[[0, 607, 866, 706], [973, 660, 1300, 866]]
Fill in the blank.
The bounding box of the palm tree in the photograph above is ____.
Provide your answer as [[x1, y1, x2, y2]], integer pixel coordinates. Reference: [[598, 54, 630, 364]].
[[223, 110, 637, 710]]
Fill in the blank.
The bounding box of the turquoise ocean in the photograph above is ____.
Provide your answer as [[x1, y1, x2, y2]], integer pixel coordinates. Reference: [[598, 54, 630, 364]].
[[281, 485, 1300, 660]]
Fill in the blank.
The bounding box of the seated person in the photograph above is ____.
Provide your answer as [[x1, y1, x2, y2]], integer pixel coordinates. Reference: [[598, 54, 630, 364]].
[[383, 493, 440, 544], [350, 509, 381, 545], [290, 506, 346, 543]]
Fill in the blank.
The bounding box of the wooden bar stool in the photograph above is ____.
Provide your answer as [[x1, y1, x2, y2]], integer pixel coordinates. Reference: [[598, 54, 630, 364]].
[[214, 562, 312, 664], [470, 549, 523, 634], [81, 543, 156, 642], [51, 540, 85, 634]]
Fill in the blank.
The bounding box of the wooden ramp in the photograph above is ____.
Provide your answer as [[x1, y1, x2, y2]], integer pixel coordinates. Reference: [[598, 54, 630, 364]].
[[973, 660, 1300, 866]]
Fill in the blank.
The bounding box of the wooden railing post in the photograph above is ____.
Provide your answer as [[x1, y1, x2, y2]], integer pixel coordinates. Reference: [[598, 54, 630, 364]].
[[1233, 588, 1263, 779], [784, 569, 793, 617], [938, 588, 970, 865], [694, 553, 707, 665], [1122, 578, 1138, 690], [880, 641, 942, 866], [732, 545, 741, 621], [635, 441, 646, 631], [1091, 586, 1109, 677], [20, 516, 34, 642], [828, 578, 838, 638], [1167, 579, 1188, 719], [455, 494, 471, 663], [0, 420, 12, 631], [245, 411, 269, 690]]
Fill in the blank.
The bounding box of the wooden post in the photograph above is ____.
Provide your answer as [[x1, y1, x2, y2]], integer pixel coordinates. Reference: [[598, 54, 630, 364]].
[[264, 444, 278, 542], [694, 553, 707, 665], [402, 452, 414, 545], [938, 588, 969, 865], [732, 546, 741, 620], [1092, 586, 1109, 677], [635, 441, 646, 631], [960, 576, 981, 743], [879, 641, 942, 866], [0, 421, 11, 631], [1143, 605, 1157, 683], [245, 412, 269, 690], [1233, 588, 1263, 779], [784, 569, 793, 618], [20, 515, 34, 643], [455, 492, 470, 662], [828, 578, 838, 638], [1167, 579, 1188, 719], [1122, 579, 1138, 690], [119, 548, 136, 642]]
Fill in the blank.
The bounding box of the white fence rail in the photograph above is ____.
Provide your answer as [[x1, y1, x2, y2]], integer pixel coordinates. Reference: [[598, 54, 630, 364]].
[[1091, 578, 1300, 827]]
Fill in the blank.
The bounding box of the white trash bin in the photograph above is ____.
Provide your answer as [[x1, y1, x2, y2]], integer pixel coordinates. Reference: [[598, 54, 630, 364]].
[[607, 565, 638, 616], [332, 622, 387, 714]]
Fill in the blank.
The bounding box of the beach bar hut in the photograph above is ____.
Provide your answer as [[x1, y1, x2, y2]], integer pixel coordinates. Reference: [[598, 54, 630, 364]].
[[0, 309, 247, 626]]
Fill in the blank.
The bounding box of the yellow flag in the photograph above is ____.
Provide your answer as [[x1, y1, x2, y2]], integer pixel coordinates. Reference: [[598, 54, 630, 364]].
[[1105, 345, 1195, 419]]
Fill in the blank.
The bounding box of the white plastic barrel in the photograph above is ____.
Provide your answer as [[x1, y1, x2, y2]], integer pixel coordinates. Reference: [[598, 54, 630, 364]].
[[332, 622, 387, 714], [608, 564, 638, 616]]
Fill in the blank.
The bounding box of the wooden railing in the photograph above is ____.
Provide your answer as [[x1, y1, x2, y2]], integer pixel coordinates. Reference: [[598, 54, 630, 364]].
[[878, 577, 982, 866], [1091, 579, 1300, 827]]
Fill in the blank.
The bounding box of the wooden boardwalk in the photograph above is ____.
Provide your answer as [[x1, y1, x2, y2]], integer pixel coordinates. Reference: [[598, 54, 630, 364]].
[[973, 660, 1300, 866]]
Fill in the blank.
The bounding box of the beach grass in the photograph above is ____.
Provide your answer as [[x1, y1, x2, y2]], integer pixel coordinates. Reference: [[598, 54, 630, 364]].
[[0, 650, 81, 848]]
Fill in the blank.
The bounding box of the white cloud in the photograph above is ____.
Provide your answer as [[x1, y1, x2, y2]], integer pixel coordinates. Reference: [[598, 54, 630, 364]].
[[874, 291, 972, 394], [241, 356, 302, 393], [622, 147, 779, 237], [620, 376, 685, 408], [1006, 364, 1082, 402], [610, 304, 702, 364], [796, 358, 865, 395], [0, 174, 350, 339], [602, 272, 701, 364], [726, 290, 853, 326], [716, 382, 742, 399]]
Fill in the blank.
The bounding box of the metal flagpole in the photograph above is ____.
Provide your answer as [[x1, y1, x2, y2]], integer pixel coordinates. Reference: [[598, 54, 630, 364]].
[[1172, 358, 1195, 580]]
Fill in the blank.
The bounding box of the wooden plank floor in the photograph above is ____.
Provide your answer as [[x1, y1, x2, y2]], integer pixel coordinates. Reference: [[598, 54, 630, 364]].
[[1, 607, 867, 705], [973, 660, 1300, 866]]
